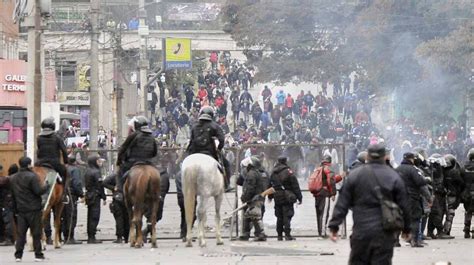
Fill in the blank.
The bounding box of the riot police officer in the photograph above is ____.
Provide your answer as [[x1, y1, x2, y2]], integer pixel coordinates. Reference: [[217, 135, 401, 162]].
[[36, 117, 68, 183], [427, 154, 453, 239], [117, 116, 158, 192], [85, 154, 106, 244], [462, 149, 474, 239], [187, 106, 230, 189], [103, 173, 129, 243], [270, 156, 302, 241], [239, 156, 267, 241], [442, 154, 465, 237]]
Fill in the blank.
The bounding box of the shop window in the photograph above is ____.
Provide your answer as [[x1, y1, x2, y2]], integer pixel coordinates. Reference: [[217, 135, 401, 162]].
[[56, 61, 77, 92], [0, 131, 8, 143]]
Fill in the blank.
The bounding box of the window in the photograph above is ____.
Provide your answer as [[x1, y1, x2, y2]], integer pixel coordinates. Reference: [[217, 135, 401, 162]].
[[56, 61, 77, 92]]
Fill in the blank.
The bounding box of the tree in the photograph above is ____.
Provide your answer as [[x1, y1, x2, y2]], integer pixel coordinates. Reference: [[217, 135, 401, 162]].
[[222, 0, 358, 84]]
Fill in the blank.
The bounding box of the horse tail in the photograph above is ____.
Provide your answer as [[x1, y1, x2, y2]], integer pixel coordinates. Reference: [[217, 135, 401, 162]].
[[183, 166, 196, 239]]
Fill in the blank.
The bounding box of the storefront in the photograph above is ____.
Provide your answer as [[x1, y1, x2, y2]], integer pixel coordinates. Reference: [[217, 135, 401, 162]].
[[0, 59, 56, 143]]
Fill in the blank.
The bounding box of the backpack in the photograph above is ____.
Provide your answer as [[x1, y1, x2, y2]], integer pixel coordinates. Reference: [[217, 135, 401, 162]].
[[308, 166, 329, 196]]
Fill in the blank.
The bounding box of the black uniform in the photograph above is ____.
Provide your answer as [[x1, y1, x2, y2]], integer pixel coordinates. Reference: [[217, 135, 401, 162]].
[[427, 161, 447, 237], [187, 118, 230, 186], [103, 174, 129, 242], [396, 159, 430, 245], [10, 167, 49, 260], [240, 165, 266, 240], [442, 163, 465, 235], [117, 131, 158, 192], [84, 156, 106, 241], [462, 160, 474, 237], [328, 162, 411, 265], [61, 162, 84, 242], [36, 131, 68, 181], [0, 171, 14, 245], [270, 161, 302, 239], [188, 119, 225, 160]]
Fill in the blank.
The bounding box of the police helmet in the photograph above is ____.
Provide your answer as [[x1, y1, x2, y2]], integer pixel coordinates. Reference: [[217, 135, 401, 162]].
[[250, 156, 262, 169], [444, 154, 456, 168], [356, 151, 367, 163], [41, 117, 56, 131], [322, 155, 332, 164], [199, 106, 215, 121], [134, 116, 152, 133], [468, 148, 474, 161], [277, 156, 287, 164]]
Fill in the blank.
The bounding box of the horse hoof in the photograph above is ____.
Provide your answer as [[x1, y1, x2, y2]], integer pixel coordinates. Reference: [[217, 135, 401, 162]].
[[199, 241, 207, 248], [54, 245, 61, 249], [185, 241, 193, 248], [216, 240, 224, 246], [151, 243, 157, 249]]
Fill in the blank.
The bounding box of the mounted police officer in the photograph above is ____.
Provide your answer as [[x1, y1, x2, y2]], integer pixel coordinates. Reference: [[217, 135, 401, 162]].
[[116, 116, 158, 193], [36, 117, 68, 184], [462, 149, 474, 239], [187, 106, 231, 190]]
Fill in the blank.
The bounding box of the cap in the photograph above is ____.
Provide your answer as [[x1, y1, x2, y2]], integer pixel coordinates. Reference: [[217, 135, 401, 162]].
[[367, 144, 386, 159], [403, 152, 415, 160]]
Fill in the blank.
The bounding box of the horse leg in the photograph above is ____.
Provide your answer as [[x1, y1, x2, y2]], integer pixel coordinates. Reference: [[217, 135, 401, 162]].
[[184, 183, 196, 247], [197, 196, 209, 248], [53, 203, 64, 249], [125, 200, 135, 247], [214, 194, 224, 245], [135, 209, 144, 248], [150, 200, 159, 248]]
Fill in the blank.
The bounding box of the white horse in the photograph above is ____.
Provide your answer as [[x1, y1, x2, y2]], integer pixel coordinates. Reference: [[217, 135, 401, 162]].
[[181, 153, 224, 247]]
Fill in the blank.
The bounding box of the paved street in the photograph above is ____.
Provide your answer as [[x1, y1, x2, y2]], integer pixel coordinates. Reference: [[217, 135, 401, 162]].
[[1, 185, 473, 265]]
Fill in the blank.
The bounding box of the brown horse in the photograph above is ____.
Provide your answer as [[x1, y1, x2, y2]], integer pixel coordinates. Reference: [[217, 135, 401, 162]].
[[32, 166, 64, 249], [124, 165, 160, 248]]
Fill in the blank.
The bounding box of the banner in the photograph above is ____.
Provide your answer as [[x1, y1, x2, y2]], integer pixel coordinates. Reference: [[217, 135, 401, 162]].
[[80, 109, 90, 131], [163, 38, 192, 70]]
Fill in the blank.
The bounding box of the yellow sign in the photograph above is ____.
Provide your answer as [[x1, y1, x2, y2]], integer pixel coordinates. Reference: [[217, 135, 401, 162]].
[[164, 38, 192, 69]]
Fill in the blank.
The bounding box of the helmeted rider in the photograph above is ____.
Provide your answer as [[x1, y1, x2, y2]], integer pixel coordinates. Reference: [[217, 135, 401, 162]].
[[187, 106, 231, 189], [37, 117, 68, 184], [116, 116, 158, 192]]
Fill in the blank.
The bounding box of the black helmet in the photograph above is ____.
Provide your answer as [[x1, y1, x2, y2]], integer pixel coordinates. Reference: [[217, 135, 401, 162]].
[[41, 117, 56, 131], [199, 106, 215, 121], [277, 156, 287, 164], [250, 156, 262, 169], [134, 116, 152, 133], [356, 151, 367, 163], [322, 155, 332, 163], [468, 148, 474, 161], [444, 154, 456, 168]]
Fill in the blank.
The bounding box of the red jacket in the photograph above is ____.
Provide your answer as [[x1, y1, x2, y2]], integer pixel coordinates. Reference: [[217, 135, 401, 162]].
[[320, 162, 342, 196], [197, 89, 208, 101], [285, 96, 294, 108]]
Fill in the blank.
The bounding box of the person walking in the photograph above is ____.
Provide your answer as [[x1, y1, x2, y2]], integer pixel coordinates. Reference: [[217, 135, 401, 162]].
[[9, 157, 49, 262], [328, 144, 411, 265]]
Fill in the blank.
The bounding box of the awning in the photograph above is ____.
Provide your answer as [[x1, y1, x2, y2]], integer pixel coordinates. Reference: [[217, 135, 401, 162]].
[[60, 111, 80, 120]]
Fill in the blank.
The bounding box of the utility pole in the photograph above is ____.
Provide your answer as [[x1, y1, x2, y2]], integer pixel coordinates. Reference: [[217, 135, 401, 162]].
[[138, 0, 149, 116], [89, 0, 100, 150], [26, 0, 42, 161], [113, 31, 123, 144]]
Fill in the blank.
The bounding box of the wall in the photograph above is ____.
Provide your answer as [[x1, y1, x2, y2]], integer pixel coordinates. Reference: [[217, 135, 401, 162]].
[[0, 0, 19, 59]]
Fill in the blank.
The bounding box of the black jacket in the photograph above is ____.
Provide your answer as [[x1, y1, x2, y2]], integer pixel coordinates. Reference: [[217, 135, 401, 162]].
[[188, 120, 225, 159], [0, 175, 13, 209], [37, 133, 68, 163], [241, 166, 265, 203], [396, 159, 429, 200], [328, 162, 411, 236], [270, 163, 303, 203], [84, 157, 106, 201], [9, 168, 48, 213], [462, 160, 474, 208], [67, 164, 84, 198], [443, 163, 465, 197], [117, 131, 158, 165]]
